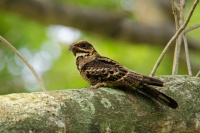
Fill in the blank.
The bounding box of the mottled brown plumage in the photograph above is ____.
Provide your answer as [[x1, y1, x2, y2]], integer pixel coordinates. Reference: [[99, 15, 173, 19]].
[[69, 40, 178, 109]]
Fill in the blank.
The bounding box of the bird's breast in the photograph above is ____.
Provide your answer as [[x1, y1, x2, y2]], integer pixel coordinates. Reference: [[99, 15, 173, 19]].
[[76, 55, 95, 72]]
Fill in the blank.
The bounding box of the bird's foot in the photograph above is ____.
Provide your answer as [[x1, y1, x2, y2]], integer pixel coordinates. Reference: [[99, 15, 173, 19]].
[[87, 83, 107, 89]]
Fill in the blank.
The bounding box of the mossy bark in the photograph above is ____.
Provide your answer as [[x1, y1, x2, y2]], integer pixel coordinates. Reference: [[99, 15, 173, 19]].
[[0, 76, 199, 133]]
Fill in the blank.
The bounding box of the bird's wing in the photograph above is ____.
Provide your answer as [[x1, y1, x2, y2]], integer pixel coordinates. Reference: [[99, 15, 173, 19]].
[[81, 56, 163, 87], [97, 57, 163, 87], [81, 56, 135, 84], [140, 75, 163, 87]]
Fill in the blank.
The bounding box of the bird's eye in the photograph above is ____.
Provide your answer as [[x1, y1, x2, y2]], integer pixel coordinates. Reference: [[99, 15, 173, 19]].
[[80, 43, 88, 48]]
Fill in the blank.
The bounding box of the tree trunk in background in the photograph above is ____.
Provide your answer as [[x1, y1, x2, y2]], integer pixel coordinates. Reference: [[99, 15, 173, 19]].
[[0, 0, 200, 52], [0, 76, 199, 133]]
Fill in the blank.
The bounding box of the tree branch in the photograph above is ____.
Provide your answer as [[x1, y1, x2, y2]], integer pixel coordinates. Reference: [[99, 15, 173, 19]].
[[0, 36, 47, 92], [0, 76, 199, 132], [183, 34, 192, 76], [172, 0, 185, 75], [185, 23, 200, 33], [150, 0, 199, 76]]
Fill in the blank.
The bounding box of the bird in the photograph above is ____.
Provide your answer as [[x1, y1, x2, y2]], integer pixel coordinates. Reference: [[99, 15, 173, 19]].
[[69, 40, 178, 109]]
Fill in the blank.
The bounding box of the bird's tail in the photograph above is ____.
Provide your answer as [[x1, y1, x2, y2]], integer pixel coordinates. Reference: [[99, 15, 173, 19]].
[[137, 84, 178, 109]]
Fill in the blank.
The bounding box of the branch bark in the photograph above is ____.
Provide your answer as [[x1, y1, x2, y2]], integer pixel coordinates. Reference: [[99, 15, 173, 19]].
[[0, 0, 200, 51], [0, 76, 199, 133]]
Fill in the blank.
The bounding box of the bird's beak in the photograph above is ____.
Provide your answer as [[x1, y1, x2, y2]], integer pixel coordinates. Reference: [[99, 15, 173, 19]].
[[69, 44, 73, 51], [68, 44, 77, 56]]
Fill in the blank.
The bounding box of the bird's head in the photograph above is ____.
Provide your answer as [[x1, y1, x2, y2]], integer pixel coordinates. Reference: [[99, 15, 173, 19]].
[[69, 40, 98, 58]]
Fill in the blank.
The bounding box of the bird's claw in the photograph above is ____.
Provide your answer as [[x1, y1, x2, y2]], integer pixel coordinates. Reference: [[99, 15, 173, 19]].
[[87, 83, 107, 89]]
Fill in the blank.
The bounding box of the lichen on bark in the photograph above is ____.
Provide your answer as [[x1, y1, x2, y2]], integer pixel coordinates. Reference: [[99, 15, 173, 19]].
[[0, 76, 199, 133]]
